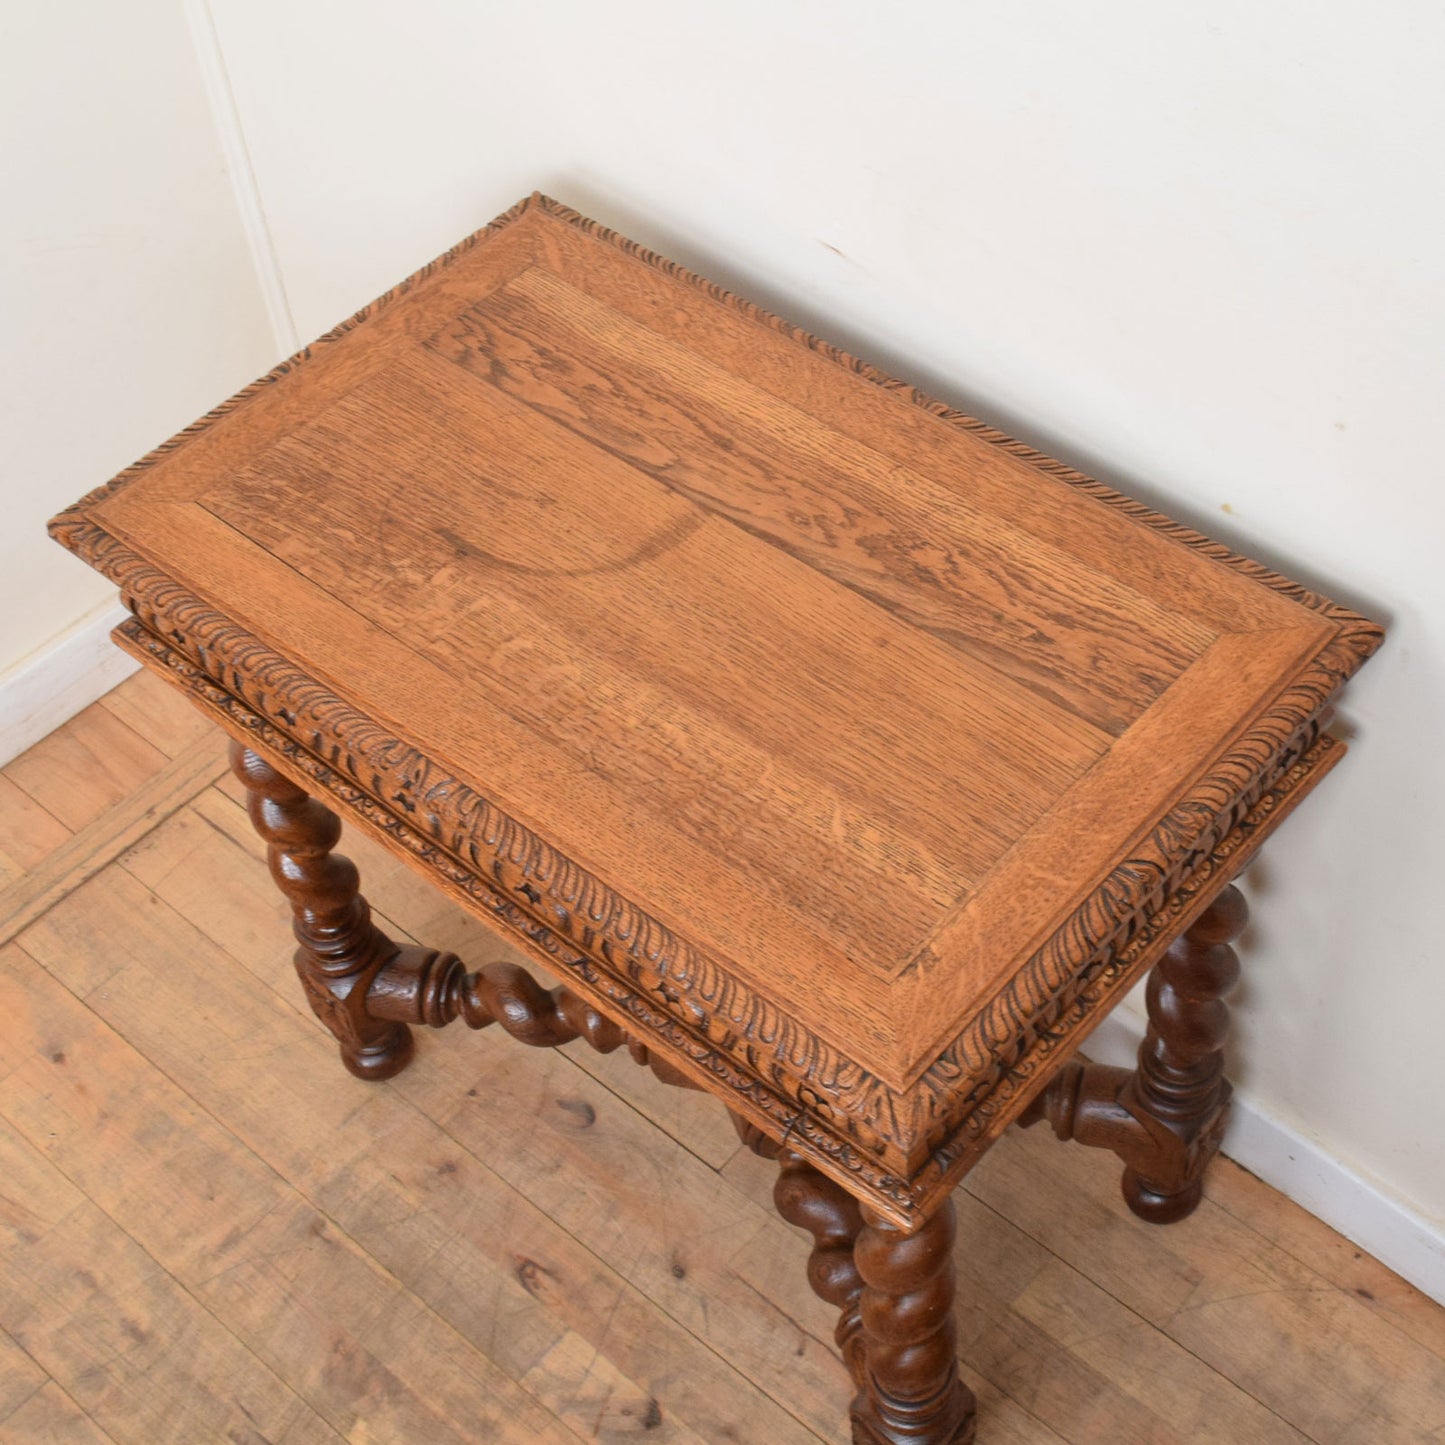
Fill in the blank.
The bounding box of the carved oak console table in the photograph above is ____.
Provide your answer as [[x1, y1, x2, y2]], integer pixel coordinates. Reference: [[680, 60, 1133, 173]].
[[50, 194, 1381, 1443]]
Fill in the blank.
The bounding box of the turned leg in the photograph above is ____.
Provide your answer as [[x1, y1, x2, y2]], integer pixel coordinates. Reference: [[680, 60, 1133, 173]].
[[231, 742, 416, 1080], [771, 1150, 867, 1381], [852, 1201, 976, 1445], [1019, 881, 1247, 1224], [734, 1118, 973, 1445], [1121, 882, 1245, 1221]]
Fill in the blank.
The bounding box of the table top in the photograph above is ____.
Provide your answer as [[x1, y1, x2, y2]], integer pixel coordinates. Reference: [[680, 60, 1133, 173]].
[[52, 194, 1382, 1220]]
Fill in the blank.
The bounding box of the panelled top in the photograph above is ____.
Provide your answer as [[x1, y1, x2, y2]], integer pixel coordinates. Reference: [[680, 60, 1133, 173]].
[[52, 194, 1381, 1107]]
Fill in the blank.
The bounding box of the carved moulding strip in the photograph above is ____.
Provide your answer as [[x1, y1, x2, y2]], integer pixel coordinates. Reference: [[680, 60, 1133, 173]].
[[908, 736, 1334, 1199], [75, 516, 1352, 1162], [114, 610, 1339, 1225]]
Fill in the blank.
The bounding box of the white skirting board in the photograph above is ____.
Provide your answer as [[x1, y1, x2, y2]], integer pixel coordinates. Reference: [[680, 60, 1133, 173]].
[[0, 599, 138, 767], [1086, 1010, 1445, 1307]]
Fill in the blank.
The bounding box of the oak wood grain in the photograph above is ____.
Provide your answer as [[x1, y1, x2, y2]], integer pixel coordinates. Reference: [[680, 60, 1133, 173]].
[[428, 266, 1210, 736]]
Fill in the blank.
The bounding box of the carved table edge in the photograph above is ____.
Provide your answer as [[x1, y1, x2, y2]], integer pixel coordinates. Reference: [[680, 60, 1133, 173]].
[[93, 558, 1345, 1170], [46, 189, 1383, 1221], [113, 614, 1345, 1226]]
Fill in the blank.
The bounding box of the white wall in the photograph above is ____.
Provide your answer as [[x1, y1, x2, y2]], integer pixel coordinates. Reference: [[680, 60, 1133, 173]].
[[0, 0, 278, 756], [11, 1, 1441, 1293]]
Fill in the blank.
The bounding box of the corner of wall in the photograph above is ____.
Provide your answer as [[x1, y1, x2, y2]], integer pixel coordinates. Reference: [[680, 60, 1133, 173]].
[[184, 0, 298, 357]]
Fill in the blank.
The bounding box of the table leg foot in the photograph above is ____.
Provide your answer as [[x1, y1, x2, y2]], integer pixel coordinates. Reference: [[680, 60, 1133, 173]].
[[850, 1201, 977, 1445], [1120, 1171, 1206, 1224], [1119, 882, 1245, 1222], [1018, 882, 1246, 1224], [231, 742, 414, 1081]]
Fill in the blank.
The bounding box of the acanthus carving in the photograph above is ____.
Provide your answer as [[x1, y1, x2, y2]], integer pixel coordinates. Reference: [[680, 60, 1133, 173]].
[[121, 617, 1339, 1221]]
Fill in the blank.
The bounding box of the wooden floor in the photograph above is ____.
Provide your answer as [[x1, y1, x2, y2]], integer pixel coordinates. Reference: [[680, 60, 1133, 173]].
[[1, 672, 1442, 1444]]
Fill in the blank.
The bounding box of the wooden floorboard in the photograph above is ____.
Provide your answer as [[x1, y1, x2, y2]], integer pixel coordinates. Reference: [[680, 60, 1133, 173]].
[[0, 699, 1441, 1444], [95, 670, 220, 762], [0, 1324, 50, 1424], [0, 1379, 118, 1445], [3, 701, 168, 834], [0, 775, 70, 892], [0, 732, 230, 947]]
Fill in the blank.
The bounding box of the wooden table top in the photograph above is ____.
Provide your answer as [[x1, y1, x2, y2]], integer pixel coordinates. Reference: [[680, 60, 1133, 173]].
[[52, 194, 1381, 1220]]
